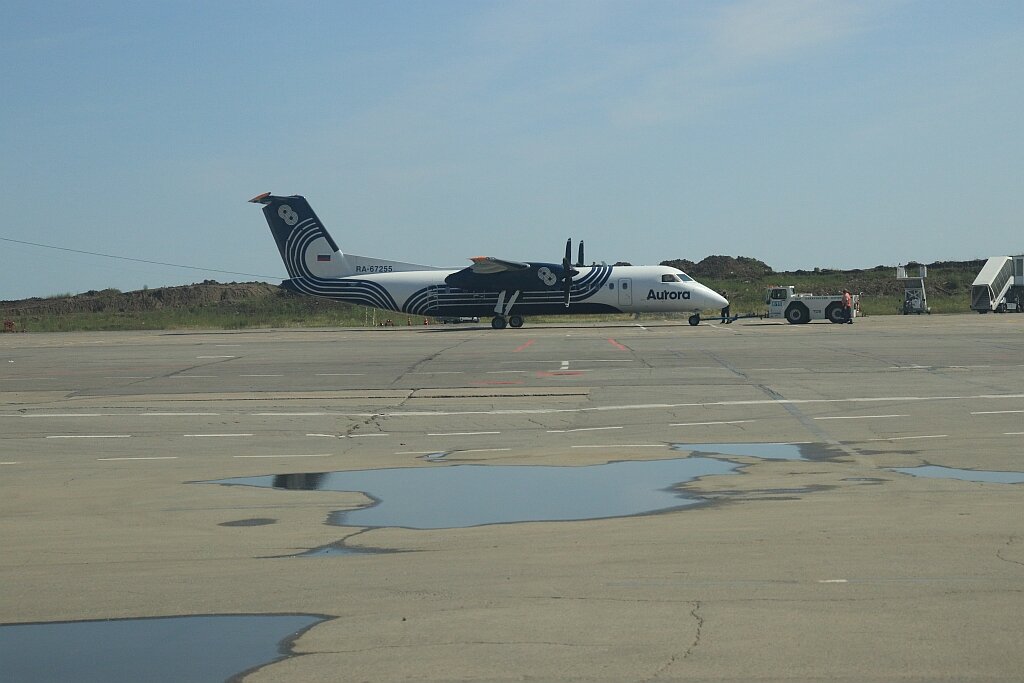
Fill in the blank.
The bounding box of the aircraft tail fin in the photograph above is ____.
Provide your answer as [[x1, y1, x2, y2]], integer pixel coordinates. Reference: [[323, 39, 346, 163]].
[[249, 192, 349, 279], [250, 192, 444, 279]]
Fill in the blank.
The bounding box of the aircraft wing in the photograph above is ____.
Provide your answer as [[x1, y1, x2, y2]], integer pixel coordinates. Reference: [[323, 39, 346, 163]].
[[469, 256, 531, 274]]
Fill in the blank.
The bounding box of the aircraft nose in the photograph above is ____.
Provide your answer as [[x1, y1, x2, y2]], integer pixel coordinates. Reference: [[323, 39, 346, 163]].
[[708, 289, 728, 309]]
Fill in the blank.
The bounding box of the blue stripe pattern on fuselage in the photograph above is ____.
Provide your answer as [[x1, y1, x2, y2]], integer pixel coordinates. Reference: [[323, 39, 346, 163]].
[[403, 265, 614, 315], [283, 218, 400, 311]]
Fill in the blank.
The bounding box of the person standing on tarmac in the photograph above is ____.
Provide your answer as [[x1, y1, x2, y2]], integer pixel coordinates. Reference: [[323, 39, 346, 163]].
[[720, 291, 731, 324], [842, 289, 853, 324]]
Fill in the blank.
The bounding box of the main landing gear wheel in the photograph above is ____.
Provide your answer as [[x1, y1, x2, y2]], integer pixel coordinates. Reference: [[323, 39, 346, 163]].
[[508, 315, 524, 328], [688, 314, 700, 326], [491, 316, 507, 329]]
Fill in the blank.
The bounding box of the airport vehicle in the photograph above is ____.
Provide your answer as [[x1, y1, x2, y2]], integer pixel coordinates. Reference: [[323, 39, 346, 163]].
[[765, 286, 858, 324], [250, 193, 727, 329], [438, 316, 480, 324], [896, 264, 930, 314], [971, 256, 1024, 313]]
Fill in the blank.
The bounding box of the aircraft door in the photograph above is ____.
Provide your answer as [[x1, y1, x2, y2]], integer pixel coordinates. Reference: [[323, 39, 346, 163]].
[[618, 278, 632, 307]]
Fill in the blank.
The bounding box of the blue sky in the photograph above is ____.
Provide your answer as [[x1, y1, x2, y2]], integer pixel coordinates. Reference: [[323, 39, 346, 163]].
[[2, 1, 1022, 298]]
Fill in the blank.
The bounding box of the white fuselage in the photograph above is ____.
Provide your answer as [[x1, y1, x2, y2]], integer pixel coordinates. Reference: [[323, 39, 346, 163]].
[[283, 262, 727, 318]]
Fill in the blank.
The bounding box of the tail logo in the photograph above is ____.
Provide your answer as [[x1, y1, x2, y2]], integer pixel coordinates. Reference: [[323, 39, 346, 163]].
[[278, 205, 299, 226]]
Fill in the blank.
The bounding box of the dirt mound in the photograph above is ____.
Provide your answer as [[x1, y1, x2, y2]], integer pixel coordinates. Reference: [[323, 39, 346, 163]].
[[662, 256, 774, 279], [2, 281, 282, 317]]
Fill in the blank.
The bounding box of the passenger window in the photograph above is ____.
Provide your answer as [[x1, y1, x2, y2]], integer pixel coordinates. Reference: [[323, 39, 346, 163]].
[[609, 283, 615, 290]]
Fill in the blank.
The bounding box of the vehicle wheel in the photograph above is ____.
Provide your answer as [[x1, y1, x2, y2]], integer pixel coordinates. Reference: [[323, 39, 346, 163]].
[[508, 315, 524, 328], [785, 303, 809, 324], [491, 316, 507, 329], [785, 303, 810, 324], [688, 314, 700, 326], [825, 302, 845, 324]]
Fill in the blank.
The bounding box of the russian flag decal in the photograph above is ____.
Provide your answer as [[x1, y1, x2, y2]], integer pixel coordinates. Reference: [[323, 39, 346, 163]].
[[317, 254, 332, 262]]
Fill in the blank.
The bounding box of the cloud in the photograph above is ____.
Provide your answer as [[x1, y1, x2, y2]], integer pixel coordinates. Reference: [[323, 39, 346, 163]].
[[708, 0, 873, 68]]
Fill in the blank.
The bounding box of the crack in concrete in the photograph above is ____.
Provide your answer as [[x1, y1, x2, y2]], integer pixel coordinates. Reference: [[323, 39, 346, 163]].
[[641, 600, 703, 681], [388, 338, 473, 388], [682, 600, 703, 660], [996, 536, 1024, 569]]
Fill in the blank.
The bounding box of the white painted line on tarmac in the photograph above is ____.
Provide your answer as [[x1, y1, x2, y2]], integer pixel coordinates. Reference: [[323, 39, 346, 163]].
[[214, 344, 242, 347], [142, 412, 220, 417], [560, 361, 570, 370], [547, 426, 624, 433], [233, 454, 333, 459], [818, 579, 848, 584], [236, 392, 1024, 422], [47, 435, 131, 439], [184, 433, 253, 438], [972, 410, 1024, 415], [1, 462, 21, 465], [501, 359, 633, 364], [255, 412, 329, 416], [814, 414, 907, 420], [21, 413, 109, 418], [572, 444, 664, 449], [98, 456, 177, 461], [240, 374, 283, 377], [458, 448, 512, 454], [376, 393, 1024, 418], [427, 431, 500, 436], [307, 433, 340, 438], [1005, 432, 1024, 435], [0, 377, 58, 381], [349, 433, 389, 438], [670, 420, 755, 427], [197, 355, 236, 359], [747, 368, 811, 372], [487, 370, 528, 374], [867, 435, 949, 441]]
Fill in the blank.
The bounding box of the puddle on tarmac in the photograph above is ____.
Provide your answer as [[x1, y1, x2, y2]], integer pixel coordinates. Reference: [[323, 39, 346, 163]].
[[0, 614, 325, 683], [889, 465, 1024, 484], [211, 458, 743, 529], [671, 442, 826, 461]]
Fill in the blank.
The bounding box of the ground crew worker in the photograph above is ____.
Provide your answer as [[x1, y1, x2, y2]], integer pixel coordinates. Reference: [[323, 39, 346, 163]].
[[720, 291, 731, 324], [842, 289, 853, 324]]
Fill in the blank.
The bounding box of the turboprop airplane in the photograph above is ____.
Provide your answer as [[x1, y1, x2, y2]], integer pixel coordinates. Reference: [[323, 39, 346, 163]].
[[250, 193, 728, 328]]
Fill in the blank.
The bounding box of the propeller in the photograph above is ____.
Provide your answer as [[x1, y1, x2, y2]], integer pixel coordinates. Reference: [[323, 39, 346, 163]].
[[576, 240, 585, 268], [562, 238, 580, 307]]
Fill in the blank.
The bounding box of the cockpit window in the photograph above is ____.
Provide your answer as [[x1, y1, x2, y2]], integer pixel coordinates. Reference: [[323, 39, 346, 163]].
[[677, 272, 694, 282], [661, 274, 681, 283]]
